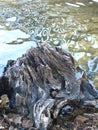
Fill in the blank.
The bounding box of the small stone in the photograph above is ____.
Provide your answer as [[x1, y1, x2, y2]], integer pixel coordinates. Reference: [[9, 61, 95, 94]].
[[14, 116, 22, 125], [56, 125, 60, 128], [22, 119, 33, 128], [0, 94, 9, 107]]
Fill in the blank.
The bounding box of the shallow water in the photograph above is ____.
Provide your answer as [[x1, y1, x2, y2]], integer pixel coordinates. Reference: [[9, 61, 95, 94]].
[[0, 0, 98, 87]]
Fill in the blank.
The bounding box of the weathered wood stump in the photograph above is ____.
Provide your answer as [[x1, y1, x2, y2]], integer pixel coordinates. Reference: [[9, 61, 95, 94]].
[[0, 44, 98, 130]]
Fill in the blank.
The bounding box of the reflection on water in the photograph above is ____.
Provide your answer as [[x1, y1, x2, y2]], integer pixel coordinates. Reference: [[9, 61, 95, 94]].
[[0, 29, 29, 43], [0, 0, 98, 87], [0, 29, 36, 74]]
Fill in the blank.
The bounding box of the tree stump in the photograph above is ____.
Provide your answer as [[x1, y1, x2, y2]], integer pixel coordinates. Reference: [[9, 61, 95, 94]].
[[0, 44, 98, 130]]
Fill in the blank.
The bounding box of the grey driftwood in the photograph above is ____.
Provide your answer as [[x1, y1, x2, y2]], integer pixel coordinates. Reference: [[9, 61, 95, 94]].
[[0, 44, 98, 130]]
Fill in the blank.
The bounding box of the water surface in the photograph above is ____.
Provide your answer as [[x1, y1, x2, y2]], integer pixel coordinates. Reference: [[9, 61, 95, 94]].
[[0, 0, 98, 87]]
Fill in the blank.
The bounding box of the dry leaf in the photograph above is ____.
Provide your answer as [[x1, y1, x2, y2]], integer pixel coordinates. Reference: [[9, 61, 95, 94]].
[[75, 115, 89, 124]]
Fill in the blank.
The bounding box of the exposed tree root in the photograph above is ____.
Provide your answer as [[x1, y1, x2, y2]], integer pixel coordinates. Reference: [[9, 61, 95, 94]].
[[0, 44, 98, 130]]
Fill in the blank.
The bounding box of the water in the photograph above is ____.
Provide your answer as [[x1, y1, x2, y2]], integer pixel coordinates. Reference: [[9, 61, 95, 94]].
[[0, 0, 98, 87]]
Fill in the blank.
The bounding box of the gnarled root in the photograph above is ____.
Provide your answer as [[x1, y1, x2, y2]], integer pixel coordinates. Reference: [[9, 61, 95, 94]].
[[0, 44, 98, 129]]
